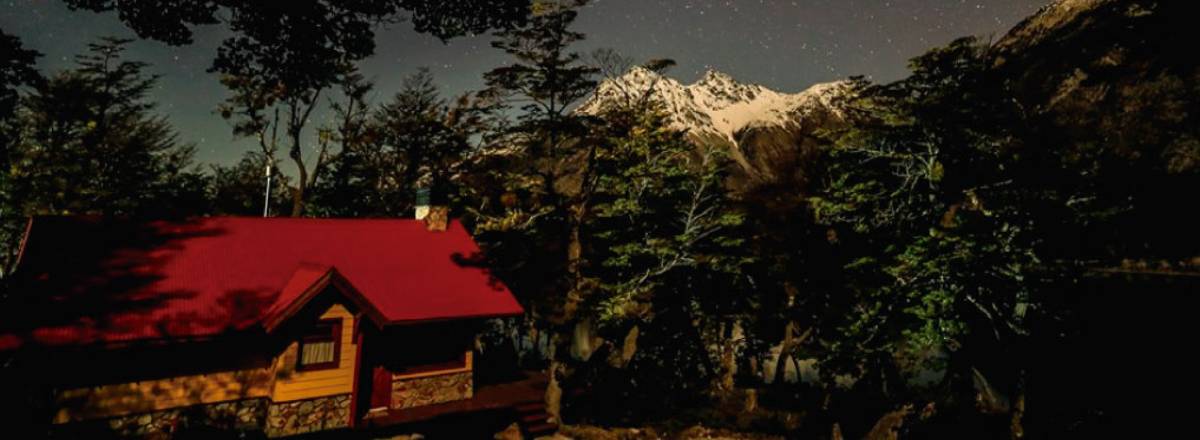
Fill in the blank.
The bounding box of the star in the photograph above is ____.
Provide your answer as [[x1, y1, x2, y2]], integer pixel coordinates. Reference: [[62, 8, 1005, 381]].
[[0, 0, 1051, 165]]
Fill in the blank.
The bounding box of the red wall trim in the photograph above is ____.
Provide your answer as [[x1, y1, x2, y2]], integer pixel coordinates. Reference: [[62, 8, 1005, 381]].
[[348, 325, 364, 428]]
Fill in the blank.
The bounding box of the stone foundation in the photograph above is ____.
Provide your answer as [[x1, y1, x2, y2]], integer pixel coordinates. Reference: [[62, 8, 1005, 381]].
[[52, 399, 267, 439], [50, 394, 353, 439], [50, 374, 469, 437], [264, 394, 351, 437], [391, 371, 473, 409]]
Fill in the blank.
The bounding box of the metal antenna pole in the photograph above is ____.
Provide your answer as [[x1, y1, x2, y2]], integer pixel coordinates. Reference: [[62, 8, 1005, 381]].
[[263, 164, 272, 218]]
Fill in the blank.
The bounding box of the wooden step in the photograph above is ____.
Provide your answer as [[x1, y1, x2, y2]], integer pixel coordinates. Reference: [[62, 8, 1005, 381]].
[[514, 401, 546, 412], [520, 412, 550, 424], [523, 422, 558, 435]]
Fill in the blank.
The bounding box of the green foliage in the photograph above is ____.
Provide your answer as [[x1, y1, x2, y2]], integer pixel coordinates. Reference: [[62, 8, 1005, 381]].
[[185, 1, 530, 217], [470, 0, 598, 319], [208, 151, 291, 216], [811, 38, 1043, 384], [483, 0, 596, 138], [6, 37, 206, 219], [587, 104, 750, 326], [575, 102, 758, 410], [310, 68, 480, 217], [0, 29, 41, 123], [64, 0, 531, 46], [470, 3, 758, 409], [0, 29, 41, 280]]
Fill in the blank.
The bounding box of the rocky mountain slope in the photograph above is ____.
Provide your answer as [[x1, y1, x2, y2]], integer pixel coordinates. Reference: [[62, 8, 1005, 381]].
[[573, 0, 1196, 219], [578, 67, 854, 193], [992, 0, 1199, 258]]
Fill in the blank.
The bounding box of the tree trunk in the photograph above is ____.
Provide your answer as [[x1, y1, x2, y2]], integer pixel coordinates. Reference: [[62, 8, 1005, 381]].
[[863, 404, 914, 440], [773, 282, 801, 385], [791, 356, 805, 385], [290, 153, 307, 217], [743, 388, 758, 413], [608, 324, 638, 368], [289, 185, 305, 217], [550, 201, 587, 425], [773, 320, 795, 385], [1010, 370, 1026, 440], [562, 210, 584, 320], [718, 320, 737, 391], [526, 313, 539, 365], [545, 333, 565, 424], [744, 355, 760, 383]]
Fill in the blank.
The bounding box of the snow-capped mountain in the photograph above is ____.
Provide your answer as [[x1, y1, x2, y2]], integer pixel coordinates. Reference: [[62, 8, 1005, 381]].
[[579, 67, 854, 191], [580, 67, 850, 144]]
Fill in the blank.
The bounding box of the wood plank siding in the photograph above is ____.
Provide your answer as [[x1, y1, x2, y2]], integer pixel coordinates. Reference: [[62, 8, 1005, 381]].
[[270, 304, 358, 402], [53, 368, 273, 423], [51, 303, 359, 423], [393, 351, 473, 381]]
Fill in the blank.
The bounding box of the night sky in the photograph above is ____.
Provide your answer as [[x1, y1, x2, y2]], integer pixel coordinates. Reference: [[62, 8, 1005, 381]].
[[2, 0, 1048, 166]]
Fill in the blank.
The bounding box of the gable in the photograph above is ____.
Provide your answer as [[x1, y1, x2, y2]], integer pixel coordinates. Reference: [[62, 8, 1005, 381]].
[[262, 264, 385, 333]]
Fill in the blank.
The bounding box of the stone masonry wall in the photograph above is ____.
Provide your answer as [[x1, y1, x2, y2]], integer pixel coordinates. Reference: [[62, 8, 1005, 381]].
[[51, 394, 353, 439], [391, 371, 473, 410], [51, 399, 267, 439], [264, 394, 350, 437]]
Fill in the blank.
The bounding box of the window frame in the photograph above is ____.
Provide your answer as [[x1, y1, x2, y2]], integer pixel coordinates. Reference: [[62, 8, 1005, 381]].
[[295, 318, 342, 372]]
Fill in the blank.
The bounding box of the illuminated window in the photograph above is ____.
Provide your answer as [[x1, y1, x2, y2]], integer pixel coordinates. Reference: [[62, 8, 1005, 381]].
[[297, 319, 341, 371]]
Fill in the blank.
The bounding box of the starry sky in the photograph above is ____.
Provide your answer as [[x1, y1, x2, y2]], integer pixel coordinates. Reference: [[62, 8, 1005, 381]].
[[1, 0, 1049, 166]]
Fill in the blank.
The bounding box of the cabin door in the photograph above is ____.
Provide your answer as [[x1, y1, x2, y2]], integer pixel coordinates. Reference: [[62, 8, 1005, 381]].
[[370, 365, 392, 410], [354, 327, 392, 423]]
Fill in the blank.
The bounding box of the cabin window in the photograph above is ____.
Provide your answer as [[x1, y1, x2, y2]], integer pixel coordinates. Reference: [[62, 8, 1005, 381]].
[[297, 319, 341, 371]]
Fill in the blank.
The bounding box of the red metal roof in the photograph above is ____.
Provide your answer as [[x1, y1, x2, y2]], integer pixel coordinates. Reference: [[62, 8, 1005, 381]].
[[0, 216, 522, 350]]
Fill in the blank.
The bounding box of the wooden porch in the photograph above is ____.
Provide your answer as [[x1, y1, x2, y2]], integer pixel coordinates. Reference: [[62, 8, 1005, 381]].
[[360, 371, 556, 436]]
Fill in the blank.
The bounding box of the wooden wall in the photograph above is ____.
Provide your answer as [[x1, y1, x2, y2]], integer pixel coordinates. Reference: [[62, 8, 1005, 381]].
[[51, 302, 360, 423], [53, 368, 273, 423], [392, 351, 473, 381], [270, 304, 358, 402]]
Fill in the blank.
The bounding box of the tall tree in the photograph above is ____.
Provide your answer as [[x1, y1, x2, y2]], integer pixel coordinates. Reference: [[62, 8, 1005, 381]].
[[7, 37, 206, 219], [311, 68, 480, 217], [214, 58, 343, 217], [473, 0, 599, 421], [583, 99, 754, 413], [810, 37, 1049, 436], [65, 0, 533, 217], [374, 68, 471, 209], [476, 0, 597, 317], [0, 30, 40, 123], [62, 1, 531, 46], [0, 29, 41, 284]]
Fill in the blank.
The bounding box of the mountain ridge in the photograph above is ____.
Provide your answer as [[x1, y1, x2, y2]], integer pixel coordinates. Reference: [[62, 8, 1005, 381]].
[[579, 67, 852, 145], [578, 67, 855, 192]]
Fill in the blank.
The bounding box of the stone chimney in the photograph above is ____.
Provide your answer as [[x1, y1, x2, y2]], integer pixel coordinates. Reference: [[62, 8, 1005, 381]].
[[414, 183, 447, 231], [414, 187, 431, 220], [424, 206, 449, 232]]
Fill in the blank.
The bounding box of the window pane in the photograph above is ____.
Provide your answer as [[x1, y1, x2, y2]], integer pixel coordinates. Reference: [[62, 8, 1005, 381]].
[[301, 341, 335, 365]]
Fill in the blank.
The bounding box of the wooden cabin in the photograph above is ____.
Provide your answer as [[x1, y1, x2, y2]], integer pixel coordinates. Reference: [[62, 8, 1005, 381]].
[[0, 215, 523, 437]]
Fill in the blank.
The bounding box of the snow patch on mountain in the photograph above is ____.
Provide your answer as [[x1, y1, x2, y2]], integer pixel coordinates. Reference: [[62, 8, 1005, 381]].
[[579, 67, 853, 145]]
